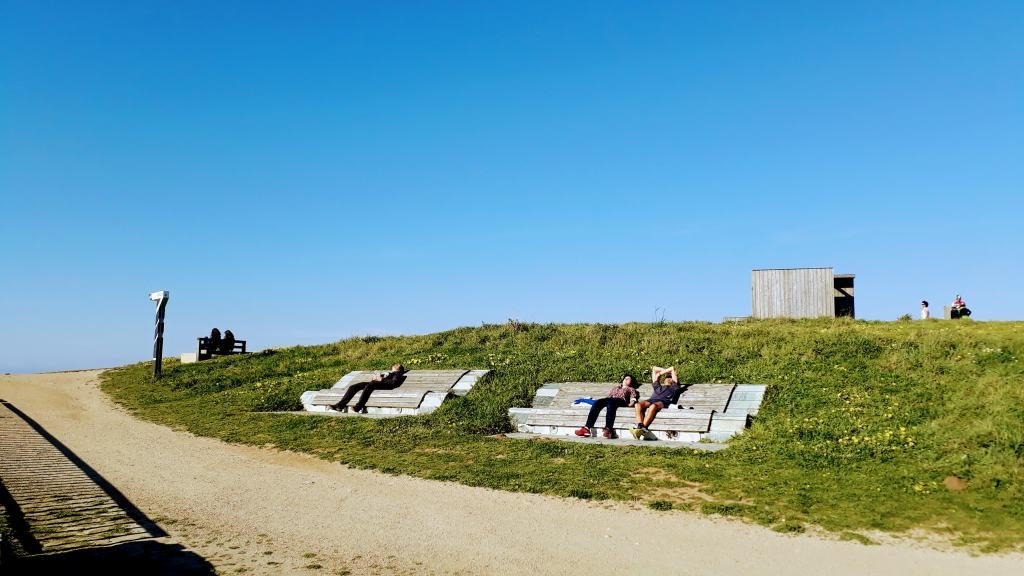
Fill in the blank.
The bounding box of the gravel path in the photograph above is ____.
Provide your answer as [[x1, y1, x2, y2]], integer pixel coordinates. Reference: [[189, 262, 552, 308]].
[[1, 371, 1022, 575]]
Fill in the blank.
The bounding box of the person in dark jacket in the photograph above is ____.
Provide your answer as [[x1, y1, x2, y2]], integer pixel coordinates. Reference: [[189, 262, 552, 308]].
[[220, 329, 236, 354], [331, 363, 407, 414], [208, 328, 222, 353], [630, 366, 681, 440]]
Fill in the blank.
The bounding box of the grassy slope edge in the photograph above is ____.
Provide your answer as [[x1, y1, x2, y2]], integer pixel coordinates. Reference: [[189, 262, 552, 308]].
[[101, 319, 1024, 551]]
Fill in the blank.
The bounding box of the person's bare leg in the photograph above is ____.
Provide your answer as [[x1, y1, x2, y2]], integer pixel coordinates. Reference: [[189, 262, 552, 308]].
[[634, 401, 649, 425], [642, 403, 663, 428]]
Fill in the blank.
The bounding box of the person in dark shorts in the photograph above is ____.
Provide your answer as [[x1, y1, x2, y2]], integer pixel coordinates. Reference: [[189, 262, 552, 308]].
[[331, 363, 407, 414], [630, 366, 681, 440], [574, 375, 640, 439]]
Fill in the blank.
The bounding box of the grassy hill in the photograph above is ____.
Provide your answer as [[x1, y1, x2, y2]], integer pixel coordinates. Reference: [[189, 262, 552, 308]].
[[101, 319, 1024, 551]]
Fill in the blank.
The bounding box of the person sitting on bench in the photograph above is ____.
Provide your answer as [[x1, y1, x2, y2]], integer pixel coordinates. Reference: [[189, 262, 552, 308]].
[[208, 328, 222, 352], [630, 366, 681, 440], [574, 375, 640, 439], [220, 329, 236, 354], [950, 294, 971, 319], [331, 364, 408, 414]]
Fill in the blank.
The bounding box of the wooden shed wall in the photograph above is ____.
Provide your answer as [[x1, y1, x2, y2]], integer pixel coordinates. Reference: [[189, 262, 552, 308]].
[[752, 268, 835, 318]]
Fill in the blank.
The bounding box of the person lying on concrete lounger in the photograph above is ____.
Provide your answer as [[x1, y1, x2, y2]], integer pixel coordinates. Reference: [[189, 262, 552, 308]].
[[331, 363, 407, 414], [630, 366, 681, 441], [574, 374, 640, 439]]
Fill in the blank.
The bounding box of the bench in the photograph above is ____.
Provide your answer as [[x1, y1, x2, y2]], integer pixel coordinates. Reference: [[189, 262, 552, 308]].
[[300, 369, 490, 416], [508, 382, 767, 442], [196, 337, 247, 361]]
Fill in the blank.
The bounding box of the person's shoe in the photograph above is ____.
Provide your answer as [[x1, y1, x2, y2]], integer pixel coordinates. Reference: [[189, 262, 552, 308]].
[[354, 406, 368, 414], [574, 427, 591, 437], [629, 427, 642, 440], [602, 428, 616, 439]]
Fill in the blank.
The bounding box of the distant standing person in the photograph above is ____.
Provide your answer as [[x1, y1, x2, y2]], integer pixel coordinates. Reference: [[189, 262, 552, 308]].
[[331, 363, 407, 414], [631, 366, 681, 441], [574, 375, 640, 439], [920, 301, 930, 320]]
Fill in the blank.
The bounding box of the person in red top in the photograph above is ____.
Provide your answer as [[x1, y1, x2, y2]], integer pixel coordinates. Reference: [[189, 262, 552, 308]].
[[951, 294, 972, 319], [574, 375, 640, 439]]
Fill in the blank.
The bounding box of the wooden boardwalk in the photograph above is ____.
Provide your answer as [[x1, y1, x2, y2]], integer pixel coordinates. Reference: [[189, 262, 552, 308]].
[[0, 400, 156, 554]]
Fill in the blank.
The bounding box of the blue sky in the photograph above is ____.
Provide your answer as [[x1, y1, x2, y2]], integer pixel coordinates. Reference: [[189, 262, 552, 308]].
[[2, 1, 1022, 373]]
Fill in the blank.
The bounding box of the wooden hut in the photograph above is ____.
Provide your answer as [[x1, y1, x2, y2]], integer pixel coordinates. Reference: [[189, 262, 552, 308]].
[[752, 267, 855, 319]]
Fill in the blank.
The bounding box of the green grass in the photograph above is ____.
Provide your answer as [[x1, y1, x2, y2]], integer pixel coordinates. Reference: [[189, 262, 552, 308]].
[[100, 319, 1024, 551]]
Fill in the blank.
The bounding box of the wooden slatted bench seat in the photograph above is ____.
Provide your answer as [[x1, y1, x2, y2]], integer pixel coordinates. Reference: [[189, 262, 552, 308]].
[[508, 381, 766, 442], [300, 369, 489, 416], [196, 337, 247, 361], [524, 407, 715, 441]]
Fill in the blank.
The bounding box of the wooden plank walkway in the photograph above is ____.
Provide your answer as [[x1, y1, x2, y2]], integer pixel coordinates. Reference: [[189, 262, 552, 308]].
[[0, 400, 155, 554]]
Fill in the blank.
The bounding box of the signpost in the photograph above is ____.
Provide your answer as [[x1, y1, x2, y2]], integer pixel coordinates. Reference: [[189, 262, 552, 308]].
[[148, 290, 170, 377]]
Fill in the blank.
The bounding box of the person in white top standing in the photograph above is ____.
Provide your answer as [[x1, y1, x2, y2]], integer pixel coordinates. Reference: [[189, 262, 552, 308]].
[[921, 300, 930, 319]]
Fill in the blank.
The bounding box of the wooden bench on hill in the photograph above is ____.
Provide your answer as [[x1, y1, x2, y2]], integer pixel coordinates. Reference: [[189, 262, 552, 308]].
[[196, 337, 247, 361], [508, 382, 767, 442], [300, 369, 489, 416]]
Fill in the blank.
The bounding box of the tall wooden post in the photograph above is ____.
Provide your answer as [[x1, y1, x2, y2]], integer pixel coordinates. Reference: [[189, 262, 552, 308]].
[[149, 291, 170, 377]]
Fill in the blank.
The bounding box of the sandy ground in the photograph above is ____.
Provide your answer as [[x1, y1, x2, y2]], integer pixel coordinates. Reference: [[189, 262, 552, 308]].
[[1, 371, 1022, 575]]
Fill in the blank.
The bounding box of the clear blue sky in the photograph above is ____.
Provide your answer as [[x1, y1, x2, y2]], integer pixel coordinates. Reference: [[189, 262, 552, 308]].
[[3, 1, 1022, 373]]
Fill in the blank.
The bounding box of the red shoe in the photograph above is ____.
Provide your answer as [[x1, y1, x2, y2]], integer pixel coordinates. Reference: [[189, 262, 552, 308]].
[[602, 428, 616, 439], [574, 427, 592, 437]]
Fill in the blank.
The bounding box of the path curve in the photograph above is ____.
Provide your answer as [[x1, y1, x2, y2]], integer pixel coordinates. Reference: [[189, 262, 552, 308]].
[[0, 371, 1021, 575]]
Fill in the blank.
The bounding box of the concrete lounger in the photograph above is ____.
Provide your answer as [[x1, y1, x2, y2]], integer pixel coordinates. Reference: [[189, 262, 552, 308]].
[[508, 382, 767, 442], [299, 369, 490, 416]]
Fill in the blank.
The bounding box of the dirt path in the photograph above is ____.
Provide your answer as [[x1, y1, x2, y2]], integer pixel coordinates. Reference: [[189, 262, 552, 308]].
[[1, 371, 1022, 575]]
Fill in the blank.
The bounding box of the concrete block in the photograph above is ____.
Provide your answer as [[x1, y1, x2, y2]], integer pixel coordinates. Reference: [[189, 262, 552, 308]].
[[180, 352, 198, 364], [300, 391, 322, 411], [452, 369, 489, 396], [710, 414, 749, 433], [418, 392, 447, 413], [705, 431, 738, 442], [725, 401, 759, 414], [731, 391, 761, 401], [508, 408, 532, 432]]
